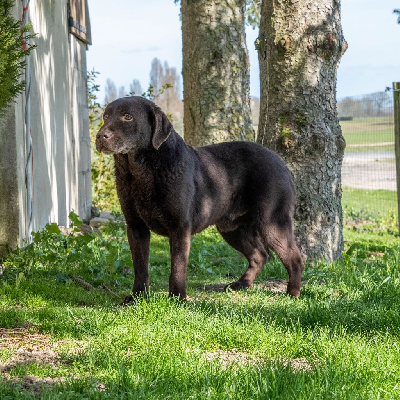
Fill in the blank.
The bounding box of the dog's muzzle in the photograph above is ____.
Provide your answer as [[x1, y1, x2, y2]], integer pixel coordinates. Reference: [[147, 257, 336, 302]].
[[96, 130, 113, 153]]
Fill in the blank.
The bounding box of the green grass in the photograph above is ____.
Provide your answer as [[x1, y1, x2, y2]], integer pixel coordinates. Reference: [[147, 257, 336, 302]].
[[0, 196, 399, 399], [340, 116, 395, 153], [344, 144, 394, 153], [342, 187, 397, 216]]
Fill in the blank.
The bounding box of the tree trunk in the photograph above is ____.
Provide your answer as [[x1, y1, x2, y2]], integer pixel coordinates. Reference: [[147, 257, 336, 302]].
[[257, 0, 347, 261], [181, 0, 254, 146]]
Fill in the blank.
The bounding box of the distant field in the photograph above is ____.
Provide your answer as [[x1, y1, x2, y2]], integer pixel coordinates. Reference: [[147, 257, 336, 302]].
[[340, 116, 395, 152], [345, 144, 394, 153], [342, 187, 398, 216]]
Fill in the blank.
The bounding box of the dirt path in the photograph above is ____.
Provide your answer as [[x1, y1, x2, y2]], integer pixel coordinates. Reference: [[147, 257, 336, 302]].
[[342, 151, 397, 190], [346, 142, 394, 148]]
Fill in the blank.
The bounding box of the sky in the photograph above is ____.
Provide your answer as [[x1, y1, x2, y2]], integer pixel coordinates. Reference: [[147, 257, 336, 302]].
[[86, 0, 400, 103]]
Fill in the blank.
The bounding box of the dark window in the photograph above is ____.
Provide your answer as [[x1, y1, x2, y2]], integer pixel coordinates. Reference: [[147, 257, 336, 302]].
[[68, 0, 92, 45]]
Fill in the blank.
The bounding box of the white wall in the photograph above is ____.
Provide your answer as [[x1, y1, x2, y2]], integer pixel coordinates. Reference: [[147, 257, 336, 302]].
[[0, 0, 91, 254]]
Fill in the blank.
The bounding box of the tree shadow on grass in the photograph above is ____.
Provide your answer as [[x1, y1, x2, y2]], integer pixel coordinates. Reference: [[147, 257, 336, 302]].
[[198, 279, 296, 294], [189, 279, 400, 337]]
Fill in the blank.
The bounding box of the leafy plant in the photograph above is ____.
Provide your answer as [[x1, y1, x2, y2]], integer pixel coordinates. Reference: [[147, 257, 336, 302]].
[[86, 69, 119, 211], [91, 142, 120, 212], [246, 0, 261, 29], [135, 83, 173, 101], [2, 211, 133, 290], [87, 68, 101, 126], [0, 0, 36, 113]]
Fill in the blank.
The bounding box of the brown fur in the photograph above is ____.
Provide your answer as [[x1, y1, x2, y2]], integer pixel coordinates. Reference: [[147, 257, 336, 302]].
[[96, 96, 304, 302]]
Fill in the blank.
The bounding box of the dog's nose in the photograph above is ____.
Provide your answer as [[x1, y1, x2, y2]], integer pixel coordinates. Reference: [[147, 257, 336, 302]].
[[97, 130, 112, 140]]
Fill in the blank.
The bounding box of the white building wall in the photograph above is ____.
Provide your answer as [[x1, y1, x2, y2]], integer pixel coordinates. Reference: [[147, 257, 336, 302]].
[[0, 1, 91, 254], [70, 37, 92, 221]]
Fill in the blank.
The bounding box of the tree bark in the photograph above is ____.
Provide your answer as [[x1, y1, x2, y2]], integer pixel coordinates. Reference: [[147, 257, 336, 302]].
[[257, 0, 347, 261], [181, 0, 254, 146]]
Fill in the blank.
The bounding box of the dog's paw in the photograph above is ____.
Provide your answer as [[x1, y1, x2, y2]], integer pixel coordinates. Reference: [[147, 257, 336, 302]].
[[168, 292, 187, 302], [286, 285, 301, 298], [119, 295, 135, 306], [120, 290, 151, 306], [224, 280, 250, 292]]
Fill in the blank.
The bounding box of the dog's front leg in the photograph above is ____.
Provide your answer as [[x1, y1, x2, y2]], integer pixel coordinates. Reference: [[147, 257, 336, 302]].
[[123, 219, 150, 304], [169, 230, 191, 300]]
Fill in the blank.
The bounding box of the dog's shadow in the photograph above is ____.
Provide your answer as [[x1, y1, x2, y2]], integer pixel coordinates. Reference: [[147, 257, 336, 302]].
[[198, 279, 292, 294], [198, 283, 227, 293]]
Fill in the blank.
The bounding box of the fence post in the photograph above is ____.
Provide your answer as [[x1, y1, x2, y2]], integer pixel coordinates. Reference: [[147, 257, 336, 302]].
[[393, 82, 400, 235]]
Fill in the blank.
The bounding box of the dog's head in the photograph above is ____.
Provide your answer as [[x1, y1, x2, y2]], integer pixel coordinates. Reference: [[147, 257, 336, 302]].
[[96, 96, 173, 155]]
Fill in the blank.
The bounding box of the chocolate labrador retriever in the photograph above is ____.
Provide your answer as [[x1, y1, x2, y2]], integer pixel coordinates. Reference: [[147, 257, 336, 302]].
[[96, 96, 304, 303]]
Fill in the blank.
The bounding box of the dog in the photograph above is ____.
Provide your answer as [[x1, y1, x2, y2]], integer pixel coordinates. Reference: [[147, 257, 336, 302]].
[[96, 96, 304, 303]]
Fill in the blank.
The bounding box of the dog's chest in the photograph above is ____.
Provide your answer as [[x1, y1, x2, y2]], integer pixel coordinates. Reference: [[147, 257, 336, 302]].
[[129, 178, 172, 236], [125, 154, 191, 236]]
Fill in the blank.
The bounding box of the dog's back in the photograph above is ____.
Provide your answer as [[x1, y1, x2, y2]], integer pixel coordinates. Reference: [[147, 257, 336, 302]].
[[190, 141, 296, 233]]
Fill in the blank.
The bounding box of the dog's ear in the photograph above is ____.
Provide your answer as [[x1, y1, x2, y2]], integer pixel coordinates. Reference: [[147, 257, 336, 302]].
[[152, 106, 172, 150]]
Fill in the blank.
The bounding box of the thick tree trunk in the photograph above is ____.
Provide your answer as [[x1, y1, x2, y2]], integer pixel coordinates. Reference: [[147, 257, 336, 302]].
[[181, 0, 254, 146], [257, 0, 347, 261]]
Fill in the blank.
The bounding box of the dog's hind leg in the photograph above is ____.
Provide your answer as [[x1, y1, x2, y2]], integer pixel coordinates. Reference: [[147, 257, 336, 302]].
[[217, 226, 268, 291], [263, 223, 304, 298]]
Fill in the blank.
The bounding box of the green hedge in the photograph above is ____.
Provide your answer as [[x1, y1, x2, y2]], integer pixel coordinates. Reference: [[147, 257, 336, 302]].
[[0, 0, 35, 113]]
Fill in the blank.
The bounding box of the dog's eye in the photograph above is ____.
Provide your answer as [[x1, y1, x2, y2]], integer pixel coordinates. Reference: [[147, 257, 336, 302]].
[[124, 114, 133, 121], [103, 114, 109, 121]]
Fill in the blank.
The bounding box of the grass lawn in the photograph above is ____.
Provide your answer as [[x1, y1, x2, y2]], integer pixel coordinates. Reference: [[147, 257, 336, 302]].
[[0, 193, 400, 399], [340, 116, 395, 153], [342, 187, 397, 216]]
